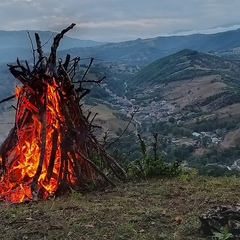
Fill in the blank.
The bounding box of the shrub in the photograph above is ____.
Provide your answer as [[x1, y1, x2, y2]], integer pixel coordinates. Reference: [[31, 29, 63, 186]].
[[126, 134, 182, 179]]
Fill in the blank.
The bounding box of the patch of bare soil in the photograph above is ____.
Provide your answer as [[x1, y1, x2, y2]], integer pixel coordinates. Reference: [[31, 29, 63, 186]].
[[82, 104, 134, 140], [217, 103, 240, 119], [164, 75, 226, 110], [221, 128, 240, 148], [194, 148, 207, 156]]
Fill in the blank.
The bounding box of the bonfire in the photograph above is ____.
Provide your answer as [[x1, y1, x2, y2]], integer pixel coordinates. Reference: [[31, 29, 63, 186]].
[[0, 23, 126, 203]]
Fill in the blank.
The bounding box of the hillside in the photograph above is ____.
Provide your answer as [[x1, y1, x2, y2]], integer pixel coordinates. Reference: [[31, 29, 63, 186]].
[[58, 28, 240, 65], [1, 176, 240, 239], [117, 49, 240, 169], [129, 49, 240, 108], [129, 49, 240, 87]]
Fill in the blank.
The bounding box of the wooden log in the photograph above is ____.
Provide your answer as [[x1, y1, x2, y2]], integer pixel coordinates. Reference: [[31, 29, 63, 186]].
[[45, 127, 59, 183], [76, 150, 116, 187], [31, 92, 47, 201], [102, 151, 127, 181], [21, 95, 39, 113], [56, 147, 69, 194]]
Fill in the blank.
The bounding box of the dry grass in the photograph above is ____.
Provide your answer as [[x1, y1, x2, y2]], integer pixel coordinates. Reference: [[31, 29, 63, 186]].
[[82, 104, 134, 140], [217, 103, 240, 119], [83, 104, 115, 121], [164, 75, 226, 110], [221, 128, 240, 148], [1, 175, 240, 239]]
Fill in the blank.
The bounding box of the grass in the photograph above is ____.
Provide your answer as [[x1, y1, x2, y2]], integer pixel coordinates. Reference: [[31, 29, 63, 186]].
[[1, 175, 240, 239]]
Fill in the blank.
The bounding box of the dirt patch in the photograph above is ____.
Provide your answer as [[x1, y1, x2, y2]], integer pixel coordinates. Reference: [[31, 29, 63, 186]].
[[83, 104, 115, 121], [194, 148, 207, 156], [83, 104, 135, 140], [164, 75, 226, 109], [221, 128, 240, 148], [217, 103, 240, 119]]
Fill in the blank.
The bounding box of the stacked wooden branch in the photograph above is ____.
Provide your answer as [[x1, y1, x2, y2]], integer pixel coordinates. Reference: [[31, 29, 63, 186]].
[[0, 23, 126, 202]]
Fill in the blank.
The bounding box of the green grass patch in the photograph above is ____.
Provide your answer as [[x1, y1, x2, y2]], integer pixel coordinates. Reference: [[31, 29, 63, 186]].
[[1, 176, 240, 239]]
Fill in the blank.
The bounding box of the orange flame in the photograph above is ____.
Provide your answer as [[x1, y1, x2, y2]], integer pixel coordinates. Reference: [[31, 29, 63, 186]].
[[15, 86, 21, 97], [0, 77, 77, 202]]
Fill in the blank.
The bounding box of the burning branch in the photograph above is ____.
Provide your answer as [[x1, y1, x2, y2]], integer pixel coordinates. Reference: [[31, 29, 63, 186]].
[[0, 23, 126, 203]]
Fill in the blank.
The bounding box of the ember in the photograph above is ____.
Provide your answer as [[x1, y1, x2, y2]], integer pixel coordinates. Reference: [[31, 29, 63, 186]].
[[0, 23, 126, 202]]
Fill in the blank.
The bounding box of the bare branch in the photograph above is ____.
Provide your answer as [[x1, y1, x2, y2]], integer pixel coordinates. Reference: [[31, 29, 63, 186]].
[[67, 56, 80, 78], [27, 31, 36, 67], [79, 58, 94, 86], [0, 95, 16, 105], [35, 33, 43, 60], [73, 76, 106, 84], [41, 32, 54, 48], [25, 60, 31, 72], [47, 23, 76, 75], [89, 113, 98, 127], [106, 108, 139, 150]]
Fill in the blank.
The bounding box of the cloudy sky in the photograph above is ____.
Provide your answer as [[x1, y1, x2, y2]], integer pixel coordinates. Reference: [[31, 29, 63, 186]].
[[1, 0, 240, 42]]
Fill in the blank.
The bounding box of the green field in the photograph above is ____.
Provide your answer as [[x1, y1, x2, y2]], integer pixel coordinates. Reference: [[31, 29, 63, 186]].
[[1, 175, 239, 239]]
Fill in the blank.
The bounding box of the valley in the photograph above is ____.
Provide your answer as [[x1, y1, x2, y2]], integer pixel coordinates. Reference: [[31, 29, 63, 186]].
[[86, 50, 240, 173], [2, 29, 240, 176]]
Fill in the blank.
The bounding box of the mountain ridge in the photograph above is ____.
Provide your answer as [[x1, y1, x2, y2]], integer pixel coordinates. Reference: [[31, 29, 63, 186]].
[[2, 28, 240, 65], [57, 29, 240, 65], [0, 30, 105, 49], [0, 30, 106, 63]]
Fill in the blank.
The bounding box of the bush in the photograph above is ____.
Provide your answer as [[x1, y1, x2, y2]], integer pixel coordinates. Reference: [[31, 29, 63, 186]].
[[126, 134, 182, 179]]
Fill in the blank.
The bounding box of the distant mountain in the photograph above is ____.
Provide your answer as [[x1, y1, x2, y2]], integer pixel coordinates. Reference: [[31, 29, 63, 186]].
[[0, 30, 105, 63], [168, 24, 240, 36], [57, 28, 240, 65], [2, 28, 240, 65]]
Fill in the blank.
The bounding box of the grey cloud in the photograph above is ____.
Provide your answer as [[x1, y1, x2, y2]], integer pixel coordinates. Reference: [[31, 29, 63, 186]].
[[1, 0, 240, 41]]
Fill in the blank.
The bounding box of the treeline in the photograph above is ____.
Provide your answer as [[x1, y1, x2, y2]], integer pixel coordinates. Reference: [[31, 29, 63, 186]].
[[188, 146, 240, 167], [148, 121, 192, 137], [109, 127, 240, 178], [194, 118, 237, 132]]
